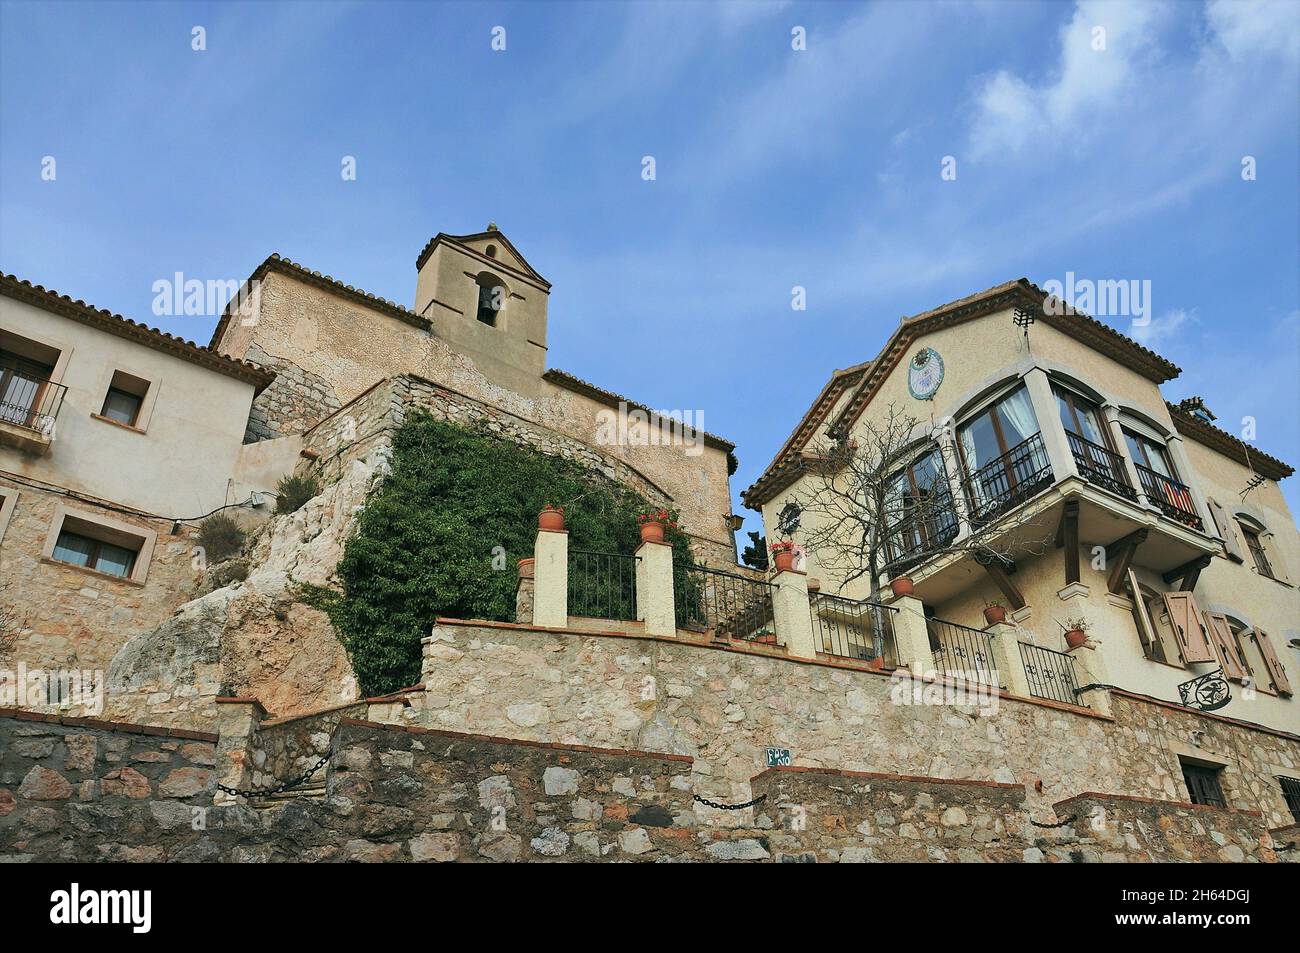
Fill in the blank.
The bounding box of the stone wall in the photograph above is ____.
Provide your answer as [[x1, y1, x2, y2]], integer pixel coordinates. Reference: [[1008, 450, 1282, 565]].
[[3, 711, 1289, 863], [0, 479, 199, 679], [242, 343, 343, 443], [416, 620, 1300, 828]]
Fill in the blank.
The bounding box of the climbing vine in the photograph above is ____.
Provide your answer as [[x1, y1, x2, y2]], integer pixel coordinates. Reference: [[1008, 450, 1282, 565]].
[[312, 413, 695, 696]]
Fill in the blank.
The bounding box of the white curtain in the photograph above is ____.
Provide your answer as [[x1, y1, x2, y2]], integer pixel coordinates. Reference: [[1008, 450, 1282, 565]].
[[999, 387, 1038, 444], [959, 425, 985, 507]]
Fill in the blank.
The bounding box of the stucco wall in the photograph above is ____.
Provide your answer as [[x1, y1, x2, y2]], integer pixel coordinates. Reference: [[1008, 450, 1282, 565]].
[[0, 295, 257, 516]]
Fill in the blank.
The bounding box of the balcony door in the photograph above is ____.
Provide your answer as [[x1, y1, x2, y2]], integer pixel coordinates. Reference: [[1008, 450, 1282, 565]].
[[1055, 386, 1132, 498], [0, 349, 56, 430], [957, 386, 1045, 519], [884, 446, 957, 569]]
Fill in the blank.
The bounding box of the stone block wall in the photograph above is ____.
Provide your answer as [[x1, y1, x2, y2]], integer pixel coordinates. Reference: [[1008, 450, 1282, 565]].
[[417, 620, 1300, 828], [248, 702, 370, 791], [242, 341, 342, 443]]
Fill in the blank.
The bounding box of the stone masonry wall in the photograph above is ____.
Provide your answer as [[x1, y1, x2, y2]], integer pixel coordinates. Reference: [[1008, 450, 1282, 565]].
[[242, 341, 342, 443], [416, 620, 1300, 829], [2, 711, 1287, 863]]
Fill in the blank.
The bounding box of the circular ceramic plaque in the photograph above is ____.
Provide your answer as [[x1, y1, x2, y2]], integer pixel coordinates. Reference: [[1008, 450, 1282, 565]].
[[907, 347, 944, 400]]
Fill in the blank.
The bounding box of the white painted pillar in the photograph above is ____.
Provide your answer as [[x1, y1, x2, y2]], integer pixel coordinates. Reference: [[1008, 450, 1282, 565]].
[[1102, 403, 1148, 506], [1022, 367, 1076, 483], [936, 428, 972, 541], [889, 595, 935, 675], [988, 622, 1029, 696], [1065, 641, 1114, 716], [532, 527, 568, 628], [771, 568, 817, 660], [634, 540, 676, 636]]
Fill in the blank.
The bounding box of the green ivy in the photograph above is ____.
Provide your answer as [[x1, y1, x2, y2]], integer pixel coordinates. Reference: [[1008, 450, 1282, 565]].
[[320, 413, 695, 696]]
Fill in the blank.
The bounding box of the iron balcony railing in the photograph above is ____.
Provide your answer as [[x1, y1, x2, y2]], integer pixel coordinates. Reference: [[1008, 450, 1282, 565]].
[[926, 617, 999, 686], [1134, 464, 1202, 530], [883, 502, 960, 575], [1066, 431, 1137, 502], [1018, 642, 1086, 707], [808, 591, 898, 664], [962, 432, 1054, 526], [0, 362, 66, 437], [568, 549, 639, 622], [675, 563, 775, 643]]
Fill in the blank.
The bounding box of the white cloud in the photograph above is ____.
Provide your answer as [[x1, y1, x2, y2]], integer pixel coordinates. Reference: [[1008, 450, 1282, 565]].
[[1129, 307, 1194, 347], [1205, 0, 1300, 62]]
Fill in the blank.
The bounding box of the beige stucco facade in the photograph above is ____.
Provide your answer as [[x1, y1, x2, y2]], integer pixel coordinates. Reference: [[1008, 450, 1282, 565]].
[[749, 284, 1300, 747]]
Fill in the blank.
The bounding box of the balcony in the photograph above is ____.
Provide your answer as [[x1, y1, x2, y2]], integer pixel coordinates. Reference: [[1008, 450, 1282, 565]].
[[1134, 464, 1202, 531], [0, 365, 65, 455], [1066, 431, 1137, 503], [884, 502, 960, 575], [962, 431, 1055, 526]]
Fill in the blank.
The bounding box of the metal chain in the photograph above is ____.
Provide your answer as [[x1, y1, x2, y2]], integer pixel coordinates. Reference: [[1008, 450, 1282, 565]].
[[1029, 813, 1078, 829], [216, 753, 330, 798], [693, 793, 767, 811]]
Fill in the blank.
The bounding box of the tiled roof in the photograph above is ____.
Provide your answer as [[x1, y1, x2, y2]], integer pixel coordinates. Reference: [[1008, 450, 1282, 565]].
[[0, 272, 275, 391], [1167, 402, 1292, 480]]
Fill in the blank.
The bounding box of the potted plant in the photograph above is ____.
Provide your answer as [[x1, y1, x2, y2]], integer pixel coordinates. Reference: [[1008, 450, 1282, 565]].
[[983, 602, 1007, 626], [539, 504, 565, 532], [1061, 617, 1090, 649], [636, 508, 675, 544], [769, 540, 797, 573], [889, 575, 915, 598]]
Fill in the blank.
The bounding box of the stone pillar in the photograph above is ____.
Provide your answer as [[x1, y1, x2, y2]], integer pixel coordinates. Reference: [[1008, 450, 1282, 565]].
[[1066, 641, 1114, 716], [1022, 367, 1076, 483], [771, 568, 816, 660], [1164, 434, 1213, 532], [533, 527, 568, 628], [1102, 404, 1148, 506], [213, 696, 266, 806], [987, 623, 1030, 696], [635, 540, 676, 636], [889, 595, 935, 675], [515, 558, 535, 625]]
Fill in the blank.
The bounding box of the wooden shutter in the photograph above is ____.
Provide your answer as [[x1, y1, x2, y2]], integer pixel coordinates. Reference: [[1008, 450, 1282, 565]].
[[1253, 628, 1293, 696], [1206, 498, 1244, 563], [1127, 569, 1162, 661], [1162, 592, 1216, 663], [1203, 612, 1248, 680]]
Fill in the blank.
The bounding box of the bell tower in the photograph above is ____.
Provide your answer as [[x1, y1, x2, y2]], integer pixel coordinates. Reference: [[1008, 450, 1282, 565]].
[[414, 224, 551, 382]]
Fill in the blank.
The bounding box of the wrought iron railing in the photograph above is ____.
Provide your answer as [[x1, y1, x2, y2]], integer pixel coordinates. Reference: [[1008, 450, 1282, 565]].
[[1133, 464, 1202, 530], [1066, 431, 1136, 502], [0, 362, 66, 436], [808, 591, 898, 663], [962, 432, 1054, 526], [568, 550, 639, 622], [884, 502, 960, 575], [1018, 642, 1086, 707], [926, 617, 999, 686], [675, 564, 775, 643]]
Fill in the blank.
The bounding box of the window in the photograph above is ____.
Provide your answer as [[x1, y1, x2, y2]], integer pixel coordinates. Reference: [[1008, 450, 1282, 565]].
[[0, 347, 57, 429], [52, 529, 138, 578], [884, 446, 958, 568], [1280, 776, 1300, 824], [1181, 761, 1226, 808], [41, 505, 156, 585], [475, 273, 504, 326], [1127, 576, 1178, 665], [96, 370, 150, 428], [1123, 428, 1175, 476], [0, 489, 15, 544], [1055, 386, 1107, 445], [1239, 523, 1274, 579], [1055, 385, 1132, 497], [1123, 426, 1200, 527], [956, 385, 1048, 520]]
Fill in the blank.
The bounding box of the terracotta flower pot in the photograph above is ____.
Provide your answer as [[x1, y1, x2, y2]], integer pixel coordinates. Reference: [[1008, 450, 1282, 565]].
[[773, 550, 796, 573], [517, 558, 535, 579], [983, 605, 1007, 626], [539, 506, 565, 532], [889, 576, 914, 598], [639, 520, 665, 544], [1064, 628, 1088, 649]]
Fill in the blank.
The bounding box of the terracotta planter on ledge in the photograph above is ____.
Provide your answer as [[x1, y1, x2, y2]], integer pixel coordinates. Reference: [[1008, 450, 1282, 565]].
[[539, 506, 565, 532], [889, 576, 914, 598], [1064, 629, 1088, 649], [983, 605, 1006, 626], [639, 521, 665, 544], [772, 551, 796, 573]]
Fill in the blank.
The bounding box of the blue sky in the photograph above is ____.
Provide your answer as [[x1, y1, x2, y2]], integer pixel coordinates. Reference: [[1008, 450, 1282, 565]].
[[2, 0, 1298, 529]]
